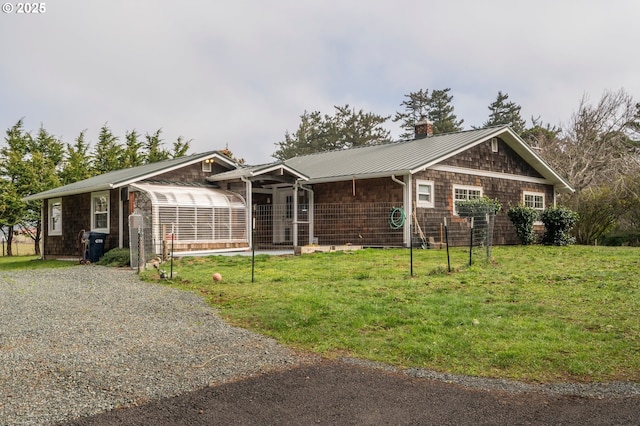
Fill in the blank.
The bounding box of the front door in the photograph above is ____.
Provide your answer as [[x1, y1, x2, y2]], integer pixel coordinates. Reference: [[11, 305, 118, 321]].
[[273, 188, 294, 244]]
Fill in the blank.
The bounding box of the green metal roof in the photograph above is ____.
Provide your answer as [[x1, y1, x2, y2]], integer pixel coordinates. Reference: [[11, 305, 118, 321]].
[[283, 126, 503, 182], [23, 151, 236, 201], [281, 126, 573, 192], [27, 126, 575, 202], [209, 126, 573, 192]]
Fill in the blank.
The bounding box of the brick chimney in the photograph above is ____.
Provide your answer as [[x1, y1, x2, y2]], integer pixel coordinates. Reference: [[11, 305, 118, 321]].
[[414, 117, 434, 139]]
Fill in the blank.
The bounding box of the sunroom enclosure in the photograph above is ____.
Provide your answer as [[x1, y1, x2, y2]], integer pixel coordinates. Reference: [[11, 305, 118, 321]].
[[131, 183, 248, 257]]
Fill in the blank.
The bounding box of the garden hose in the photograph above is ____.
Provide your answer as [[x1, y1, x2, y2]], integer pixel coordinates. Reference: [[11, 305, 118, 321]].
[[388, 207, 406, 229]]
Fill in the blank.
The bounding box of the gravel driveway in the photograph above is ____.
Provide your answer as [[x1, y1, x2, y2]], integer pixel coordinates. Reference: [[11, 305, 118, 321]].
[[1, 266, 639, 425], [0, 266, 304, 425]]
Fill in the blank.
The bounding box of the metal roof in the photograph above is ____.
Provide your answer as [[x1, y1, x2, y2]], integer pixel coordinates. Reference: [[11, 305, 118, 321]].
[[207, 162, 308, 182], [23, 151, 237, 201], [131, 182, 245, 208], [209, 126, 574, 192], [25, 126, 575, 202], [283, 127, 502, 182], [281, 126, 574, 193]]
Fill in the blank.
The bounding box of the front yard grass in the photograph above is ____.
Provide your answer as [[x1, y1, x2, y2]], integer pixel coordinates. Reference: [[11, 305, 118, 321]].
[[146, 245, 639, 383], [0, 255, 77, 270]]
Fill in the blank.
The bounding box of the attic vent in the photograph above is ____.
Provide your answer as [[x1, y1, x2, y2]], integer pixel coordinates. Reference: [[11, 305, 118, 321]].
[[491, 138, 498, 152]]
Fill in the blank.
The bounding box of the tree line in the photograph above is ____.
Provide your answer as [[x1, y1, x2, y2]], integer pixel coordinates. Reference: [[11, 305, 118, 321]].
[[2, 87, 639, 256], [274, 88, 640, 245], [0, 120, 192, 255]]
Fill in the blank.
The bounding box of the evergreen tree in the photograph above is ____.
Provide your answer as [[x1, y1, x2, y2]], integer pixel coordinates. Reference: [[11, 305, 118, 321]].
[[428, 88, 464, 134], [0, 120, 27, 255], [92, 124, 123, 174], [120, 129, 144, 168], [0, 121, 63, 255], [144, 129, 170, 163], [394, 88, 463, 138], [60, 131, 93, 185], [273, 105, 391, 160], [393, 89, 431, 139], [171, 136, 191, 159], [482, 91, 526, 134]]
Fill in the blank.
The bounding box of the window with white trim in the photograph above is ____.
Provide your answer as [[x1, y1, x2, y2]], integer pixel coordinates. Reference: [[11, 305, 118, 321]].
[[453, 185, 483, 214], [416, 180, 434, 208], [523, 191, 545, 211], [91, 191, 110, 232], [202, 160, 212, 172], [48, 198, 62, 236]]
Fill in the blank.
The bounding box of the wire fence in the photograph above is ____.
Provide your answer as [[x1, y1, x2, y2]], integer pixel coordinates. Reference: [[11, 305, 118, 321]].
[[128, 201, 497, 273], [253, 202, 496, 265], [0, 240, 37, 256]]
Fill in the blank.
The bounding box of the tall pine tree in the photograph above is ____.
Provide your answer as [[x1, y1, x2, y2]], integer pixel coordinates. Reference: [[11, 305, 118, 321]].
[[482, 91, 526, 134], [273, 105, 391, 160], [92, 124, 123, 174], [394, 88, 464, 139]]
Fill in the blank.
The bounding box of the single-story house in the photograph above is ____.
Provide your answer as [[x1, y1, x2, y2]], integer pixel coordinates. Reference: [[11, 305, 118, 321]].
[[25, 123, 574, 261]]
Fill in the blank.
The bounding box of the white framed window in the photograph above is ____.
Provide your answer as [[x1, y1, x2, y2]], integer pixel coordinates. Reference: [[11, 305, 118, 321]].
[[202, 160, 212, 172], [491, 137, 499, 152], [91, 191, 110, 232], [523, 191, 545, 211], [453, 185, 483, 214], [48, 198, 62, 236], [416, 180, 435, 208]]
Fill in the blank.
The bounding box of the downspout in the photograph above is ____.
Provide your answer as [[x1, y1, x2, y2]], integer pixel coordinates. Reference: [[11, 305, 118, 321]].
[[293, 181, 299, 247], [40, 202, 45, 259], [240, 176, 253, 249], [118, 188, 124, 248], [391, 175, 411, 248]]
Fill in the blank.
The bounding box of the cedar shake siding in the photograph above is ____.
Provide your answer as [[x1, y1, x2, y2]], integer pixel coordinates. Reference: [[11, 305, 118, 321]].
[[43, 189, 122, 259], [413, 138, 554, 245], [149, 161, 229, 182], [312, 178, 405, 247], [313, 177, 404, 204]]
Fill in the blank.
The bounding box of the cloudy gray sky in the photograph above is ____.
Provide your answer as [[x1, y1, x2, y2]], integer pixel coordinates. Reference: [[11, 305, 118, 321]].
[[1, 0, 638, 164]]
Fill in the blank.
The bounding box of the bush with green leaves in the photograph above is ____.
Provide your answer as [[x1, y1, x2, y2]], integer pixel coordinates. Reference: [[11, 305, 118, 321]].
[[96, 248, 131, 267], [540, 206, 579, 246], [507, 205, 538, 245], [455, 196, 502, 217]]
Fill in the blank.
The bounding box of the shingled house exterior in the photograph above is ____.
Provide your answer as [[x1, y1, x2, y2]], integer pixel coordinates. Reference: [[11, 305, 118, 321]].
[[25, 125, 574, 261], [211, 124, 574, 249], [24, 151, 245, 261]]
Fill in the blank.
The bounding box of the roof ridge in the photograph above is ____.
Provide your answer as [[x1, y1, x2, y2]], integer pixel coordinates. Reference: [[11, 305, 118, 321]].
[[284, 126, 506, 162]]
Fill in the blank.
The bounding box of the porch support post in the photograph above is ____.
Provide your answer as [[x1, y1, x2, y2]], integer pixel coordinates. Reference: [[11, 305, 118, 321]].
[[241, 176, 253, 249], [293, 182, 299, 248], [118, 188, 124, 248], [307, 187, 314, 245], [298, 182, 314, 245]]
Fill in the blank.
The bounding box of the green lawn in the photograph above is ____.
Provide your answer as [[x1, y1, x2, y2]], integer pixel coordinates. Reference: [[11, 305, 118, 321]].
[[0, 255, 77, 270], [142, 245, 640, 383]]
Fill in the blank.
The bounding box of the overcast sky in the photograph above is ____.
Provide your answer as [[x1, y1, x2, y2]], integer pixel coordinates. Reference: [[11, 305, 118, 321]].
[[1, 0, 638, 164]]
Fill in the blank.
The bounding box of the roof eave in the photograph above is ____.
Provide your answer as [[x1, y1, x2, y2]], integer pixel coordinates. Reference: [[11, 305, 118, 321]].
[[22, 184, 115, 201], [498, 127, 575, 193], [305, 170, 412, 185]]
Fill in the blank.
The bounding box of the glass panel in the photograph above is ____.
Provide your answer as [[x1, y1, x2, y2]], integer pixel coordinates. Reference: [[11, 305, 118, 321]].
[[50, 202, 61, 231], [95, 213, 108, 229], [418, 184, 431, 202]]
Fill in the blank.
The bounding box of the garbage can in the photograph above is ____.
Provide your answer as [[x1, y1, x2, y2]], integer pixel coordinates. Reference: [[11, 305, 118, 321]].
[[84, 232, 108, 263]]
